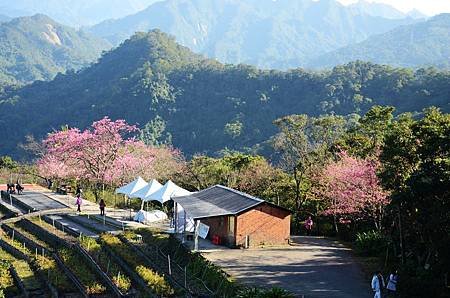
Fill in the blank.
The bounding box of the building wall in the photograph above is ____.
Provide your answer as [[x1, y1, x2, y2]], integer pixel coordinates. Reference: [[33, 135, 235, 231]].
[[201, 203, 290, 247], [236, 203, 291, 247], [201, 216, 236, 246]]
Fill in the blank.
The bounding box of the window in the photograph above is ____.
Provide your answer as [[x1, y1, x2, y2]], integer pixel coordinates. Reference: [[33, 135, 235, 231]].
[[227, 216, 235, 235]]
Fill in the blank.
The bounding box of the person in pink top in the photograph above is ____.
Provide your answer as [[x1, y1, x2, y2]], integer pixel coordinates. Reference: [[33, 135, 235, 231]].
[[75, 193, 82, 212], [305, 216, 313, 236]]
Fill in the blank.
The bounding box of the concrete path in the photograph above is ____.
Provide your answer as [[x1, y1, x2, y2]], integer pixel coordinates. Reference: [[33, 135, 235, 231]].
[[10, 191, 68, 211], [203, 236, 370, 298]]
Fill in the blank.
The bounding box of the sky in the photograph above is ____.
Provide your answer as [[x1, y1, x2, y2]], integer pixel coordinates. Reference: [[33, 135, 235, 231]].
[[337, 0, 450, 15]]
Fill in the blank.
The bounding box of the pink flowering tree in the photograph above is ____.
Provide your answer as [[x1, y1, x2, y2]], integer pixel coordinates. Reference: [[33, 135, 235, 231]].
[[313, 151, 389, 231], [38, 117, 155, 201]]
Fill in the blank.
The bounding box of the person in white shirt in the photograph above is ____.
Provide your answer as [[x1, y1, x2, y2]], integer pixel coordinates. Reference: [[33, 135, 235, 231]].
[[371, 271, 385, 298], [386, 270, 398, 297]]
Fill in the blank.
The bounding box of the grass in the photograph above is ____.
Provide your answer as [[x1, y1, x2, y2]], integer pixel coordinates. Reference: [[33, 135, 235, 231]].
[[10, 223, 51, 249], [100, 233, 174, 296], [58, 248, 107, 295], [79, 236, 132, 293], [128, 228, 238, 296], [23, 217, 108, 295], [2, 228, 74, 292], [0, 248, 40, 293], [0, 258, 18, 296]]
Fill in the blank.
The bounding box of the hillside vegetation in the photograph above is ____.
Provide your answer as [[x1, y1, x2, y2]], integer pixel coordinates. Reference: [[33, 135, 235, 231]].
[[0, 14, 111, 86], [0, 30, 449, 158]]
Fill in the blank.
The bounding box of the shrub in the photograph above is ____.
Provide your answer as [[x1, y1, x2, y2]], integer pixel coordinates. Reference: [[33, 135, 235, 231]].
[[355, 230, 387, 256]]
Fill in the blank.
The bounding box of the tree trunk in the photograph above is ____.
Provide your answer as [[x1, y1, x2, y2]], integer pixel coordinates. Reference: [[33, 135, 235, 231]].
[[398, 204, 405, 265], [333, 214, 339, 234]]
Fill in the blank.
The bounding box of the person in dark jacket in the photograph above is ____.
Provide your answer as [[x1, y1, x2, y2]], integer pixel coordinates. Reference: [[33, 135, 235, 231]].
[[99, 199, 106, 216]]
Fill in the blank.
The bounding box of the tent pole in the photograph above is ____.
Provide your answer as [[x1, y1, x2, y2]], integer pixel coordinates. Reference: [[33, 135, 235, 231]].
[[174, 202, 178, 232], [182, 209, 186, 243], [194, 219, 199, 251]]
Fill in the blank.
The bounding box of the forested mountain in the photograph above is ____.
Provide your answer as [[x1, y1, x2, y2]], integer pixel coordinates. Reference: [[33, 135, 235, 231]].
[[0, 30, 449, 159], [0, 14, 111, 86], [0, 0, 159, 27], [89, 0, 419, 69], [309, 14, 450, 69]]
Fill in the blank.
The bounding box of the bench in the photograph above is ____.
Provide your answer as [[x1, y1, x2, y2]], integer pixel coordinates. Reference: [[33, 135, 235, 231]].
[[56, 185, 72, 195]]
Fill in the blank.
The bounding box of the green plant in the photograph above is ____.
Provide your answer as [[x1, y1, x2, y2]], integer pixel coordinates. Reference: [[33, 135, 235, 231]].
[[260, 287, 294, 298], [355, 230, 387, 256], [0, 260, 14, 291], [237, 287, 294, 298], [59, 248, 107, 295], [136, 265, 174, 296], [100, 233, 174, 295]]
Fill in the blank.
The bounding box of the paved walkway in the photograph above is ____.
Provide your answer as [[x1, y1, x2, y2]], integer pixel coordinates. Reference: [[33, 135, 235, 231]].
[[203, 236, 370, 298]]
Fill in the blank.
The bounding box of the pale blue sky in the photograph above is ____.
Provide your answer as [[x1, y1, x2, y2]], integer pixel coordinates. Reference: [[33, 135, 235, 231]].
[[337, 0, 450, 15]]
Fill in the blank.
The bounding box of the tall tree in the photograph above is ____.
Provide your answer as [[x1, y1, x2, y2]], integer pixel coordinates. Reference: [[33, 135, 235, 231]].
[[313, 151, 389, 232]]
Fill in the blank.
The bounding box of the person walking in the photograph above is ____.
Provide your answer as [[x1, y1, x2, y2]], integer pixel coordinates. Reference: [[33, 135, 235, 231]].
[[99, 199, 106, 216], [386, 270, 398, 297], [305, 216, 313, 236], [371, 270, 385, 298], [75, 193, 82, 213]]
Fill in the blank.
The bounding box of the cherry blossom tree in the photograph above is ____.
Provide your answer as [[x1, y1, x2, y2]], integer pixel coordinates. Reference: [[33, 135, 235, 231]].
[[313, 151, 389, 231], [38, 118, 153, 200], [37, 117, 185, 201]]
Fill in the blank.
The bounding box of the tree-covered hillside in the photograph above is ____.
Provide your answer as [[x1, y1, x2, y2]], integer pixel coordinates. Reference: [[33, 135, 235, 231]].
[[89, 0, 418, 69], [0, 30, 449, 158], [310, 14, 450, 69], [0, 14, 111, 86]]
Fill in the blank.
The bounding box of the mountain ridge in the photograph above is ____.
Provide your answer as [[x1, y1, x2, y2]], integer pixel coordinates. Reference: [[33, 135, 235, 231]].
[[309, 13, 450, 69], [88, 0, 419, 69], [0, 14, 111, 86]]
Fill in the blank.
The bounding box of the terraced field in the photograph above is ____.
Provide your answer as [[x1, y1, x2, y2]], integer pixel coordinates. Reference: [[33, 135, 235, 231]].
[[0, 190, 241, 297]]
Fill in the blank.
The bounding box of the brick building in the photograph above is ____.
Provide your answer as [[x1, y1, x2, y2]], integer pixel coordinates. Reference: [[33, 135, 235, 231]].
[[172, 185, 291, 248]]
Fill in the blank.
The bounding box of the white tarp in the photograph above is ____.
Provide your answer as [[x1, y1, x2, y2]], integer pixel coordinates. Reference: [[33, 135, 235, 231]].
[[132, 179, 163, 202], [115, 177, 147, 197], [134, 210, 168, 224], [176, 204, 195, 233], [146, 180, 191, 203]]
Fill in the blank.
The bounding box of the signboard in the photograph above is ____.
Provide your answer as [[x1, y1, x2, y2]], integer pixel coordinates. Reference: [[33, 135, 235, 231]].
[[197, 222, 210, 239]]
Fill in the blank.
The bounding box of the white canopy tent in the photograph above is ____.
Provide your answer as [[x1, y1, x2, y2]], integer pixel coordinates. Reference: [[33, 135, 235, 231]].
[[115, 176, 148, 197], [132, 179, 163, 203], [115, 176, 147, 219], [145, 180, 191, 204]]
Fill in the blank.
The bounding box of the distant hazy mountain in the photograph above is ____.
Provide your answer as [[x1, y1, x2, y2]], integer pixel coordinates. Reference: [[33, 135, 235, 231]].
[[0, 0, 159, 27], [0, 14, 111, 85], [309, 14, 450, 69], [0, 13, 10, 23], [89, 0, 418, 69], [348, 0, 426, 19]]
